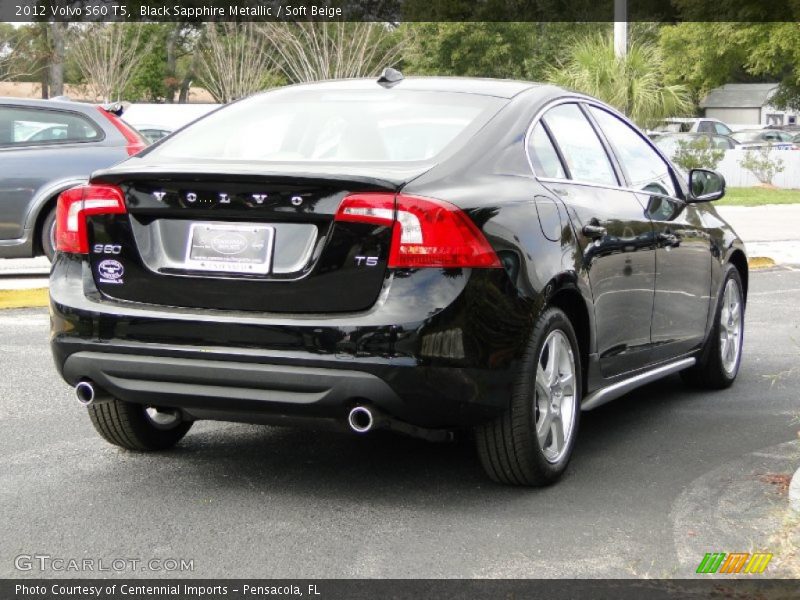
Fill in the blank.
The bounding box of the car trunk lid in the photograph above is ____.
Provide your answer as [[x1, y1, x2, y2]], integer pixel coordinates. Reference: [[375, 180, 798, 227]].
[[85, 164, 430, 313]]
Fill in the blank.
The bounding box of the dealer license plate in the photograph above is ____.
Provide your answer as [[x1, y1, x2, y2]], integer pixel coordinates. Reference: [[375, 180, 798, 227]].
[[185, 223, 274, 274]]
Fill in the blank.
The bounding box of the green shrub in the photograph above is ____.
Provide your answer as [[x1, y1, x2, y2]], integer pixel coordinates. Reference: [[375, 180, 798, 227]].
[[672, 137, 726, 171], [739, 144, 785, 185]]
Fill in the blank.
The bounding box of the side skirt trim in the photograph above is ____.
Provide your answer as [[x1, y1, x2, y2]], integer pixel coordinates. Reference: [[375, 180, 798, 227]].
[[581, 357, 696, 411]]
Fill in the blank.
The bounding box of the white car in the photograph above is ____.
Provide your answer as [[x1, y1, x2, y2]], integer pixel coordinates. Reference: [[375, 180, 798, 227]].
[[130, 123, 173, 144], [651, 117, 733, 137], [730, 129, 798, 150]]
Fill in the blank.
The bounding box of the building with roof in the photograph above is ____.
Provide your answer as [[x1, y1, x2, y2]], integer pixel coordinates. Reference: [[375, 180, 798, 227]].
[[700, 83, 798, 128]]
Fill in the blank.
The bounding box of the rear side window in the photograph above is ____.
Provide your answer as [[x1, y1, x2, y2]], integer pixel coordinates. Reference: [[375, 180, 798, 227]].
[[527, 122, 565, 178], [714, 122, 731, 135], [541, 103, 617, 186], [0, 106, 102, 146], [150, 88, 506, 163], [589, 106, 676, 197]]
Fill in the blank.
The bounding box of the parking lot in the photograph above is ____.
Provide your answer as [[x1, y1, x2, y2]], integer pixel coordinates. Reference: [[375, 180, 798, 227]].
[[1, 267, 798, 578]]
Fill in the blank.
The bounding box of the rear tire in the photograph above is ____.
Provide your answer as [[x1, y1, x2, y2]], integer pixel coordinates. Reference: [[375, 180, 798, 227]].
[[41, 206, 57, 261], [475, 307, 581, 486], [88, 398, 192, 451], [681, 263, 744, 389]]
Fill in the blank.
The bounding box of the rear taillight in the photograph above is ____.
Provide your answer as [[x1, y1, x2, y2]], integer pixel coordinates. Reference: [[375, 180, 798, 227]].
[[96, 107, 147, 156], [335, 193, 501, 268], [56, 184, 127, 254], [335, 193, 395, 226]]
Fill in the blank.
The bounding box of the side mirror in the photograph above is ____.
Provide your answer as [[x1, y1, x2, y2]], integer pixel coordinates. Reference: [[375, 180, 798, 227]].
[[688, 168, 725, 202]]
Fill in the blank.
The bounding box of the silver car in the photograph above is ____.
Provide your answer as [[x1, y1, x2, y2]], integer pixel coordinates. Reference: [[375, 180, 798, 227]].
[[0, 97, 145, 260]]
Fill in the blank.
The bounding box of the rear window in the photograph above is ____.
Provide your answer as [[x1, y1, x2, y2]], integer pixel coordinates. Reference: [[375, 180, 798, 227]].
[[527, 122, 566, 178], [148, 88, 505, 163], [0, 106, 102, 146]]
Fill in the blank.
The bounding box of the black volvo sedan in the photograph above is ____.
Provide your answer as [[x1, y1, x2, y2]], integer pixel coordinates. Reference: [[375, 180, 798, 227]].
[[50, 74, 747, 486]]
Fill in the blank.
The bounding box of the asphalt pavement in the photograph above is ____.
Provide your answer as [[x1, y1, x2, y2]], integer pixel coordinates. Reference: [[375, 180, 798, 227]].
[[716, 204, 800, 265], [1, 267, 798, 578]]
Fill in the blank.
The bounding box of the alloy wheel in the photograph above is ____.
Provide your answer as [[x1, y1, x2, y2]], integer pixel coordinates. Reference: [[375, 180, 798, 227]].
[[533, 330, 577, 463], [49, 220, 57, 254], [719, 278, 743, 376]]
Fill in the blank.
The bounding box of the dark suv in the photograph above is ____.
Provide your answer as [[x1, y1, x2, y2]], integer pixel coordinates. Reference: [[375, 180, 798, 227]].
[[50, 77, 747, 486], [0, 97, 145, 260]]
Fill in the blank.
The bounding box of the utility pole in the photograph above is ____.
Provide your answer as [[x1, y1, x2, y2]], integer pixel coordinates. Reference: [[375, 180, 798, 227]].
[[614, 0, 627, 58]]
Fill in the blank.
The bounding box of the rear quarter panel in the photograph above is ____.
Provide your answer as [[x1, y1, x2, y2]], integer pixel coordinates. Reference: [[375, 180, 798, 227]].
[[0, 142, 129, 243], [402, 88, 594, 366]]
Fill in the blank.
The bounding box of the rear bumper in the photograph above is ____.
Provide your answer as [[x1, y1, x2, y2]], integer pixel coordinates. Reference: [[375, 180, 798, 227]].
[[62, 351, 406, 429], [50, 255, 530, 429]]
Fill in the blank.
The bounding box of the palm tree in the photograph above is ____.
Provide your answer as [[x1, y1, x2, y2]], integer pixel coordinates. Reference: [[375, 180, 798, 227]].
[[547, 34, 693, 128]]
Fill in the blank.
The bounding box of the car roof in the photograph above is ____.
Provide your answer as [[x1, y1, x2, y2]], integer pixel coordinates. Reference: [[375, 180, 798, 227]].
[[285, 76, 542, 99], [663, 117, 723, 123], [0, 96, 101, 114]]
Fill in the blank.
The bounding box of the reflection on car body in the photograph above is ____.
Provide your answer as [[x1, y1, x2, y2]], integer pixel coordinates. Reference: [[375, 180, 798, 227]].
[[50, 75, 748, 486]]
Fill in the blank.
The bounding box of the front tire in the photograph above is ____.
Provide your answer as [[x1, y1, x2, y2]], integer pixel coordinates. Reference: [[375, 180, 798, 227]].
[[88, 398, 192, 451], [475, 307, 581, 486], [681, 263, 744, 389]]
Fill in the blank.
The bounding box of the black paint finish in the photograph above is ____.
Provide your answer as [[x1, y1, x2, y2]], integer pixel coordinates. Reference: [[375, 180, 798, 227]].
[[50, 78, 747, 430]]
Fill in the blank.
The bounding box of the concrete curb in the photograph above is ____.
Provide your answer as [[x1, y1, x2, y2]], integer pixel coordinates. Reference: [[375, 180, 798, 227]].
[[748, 257, 776, 270], [790, 465, 800, 513], [671, 440, 800, 576], [0, 288, 49, 310]]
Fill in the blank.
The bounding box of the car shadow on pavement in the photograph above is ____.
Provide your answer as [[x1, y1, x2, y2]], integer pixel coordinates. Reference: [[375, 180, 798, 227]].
[[95, 373, 707, 505]]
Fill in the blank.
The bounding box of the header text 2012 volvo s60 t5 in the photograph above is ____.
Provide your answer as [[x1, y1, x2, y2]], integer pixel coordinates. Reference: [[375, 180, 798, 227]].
[[50, 73, 746, 486]]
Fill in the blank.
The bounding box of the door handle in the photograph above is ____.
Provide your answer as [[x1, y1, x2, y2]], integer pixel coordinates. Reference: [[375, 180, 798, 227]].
[[582, 224, 607, 239]]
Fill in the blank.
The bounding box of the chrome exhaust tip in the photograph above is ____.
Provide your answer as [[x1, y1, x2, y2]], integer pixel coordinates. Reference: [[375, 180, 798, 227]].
[[75, 381, 97, 406], [347, 406, 374, 434]]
